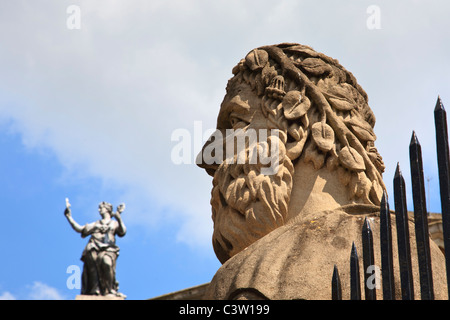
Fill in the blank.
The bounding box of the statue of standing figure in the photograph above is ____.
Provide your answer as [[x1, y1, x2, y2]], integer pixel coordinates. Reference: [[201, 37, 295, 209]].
[[64, 198, 127, 298]]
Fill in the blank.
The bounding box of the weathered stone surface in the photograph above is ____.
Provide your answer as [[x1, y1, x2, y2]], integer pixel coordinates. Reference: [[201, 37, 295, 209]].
[[203, 205, 448, 300], [150, 283, 210, 300], [75, 294, 125, 300], [197, 43, 448, 300]]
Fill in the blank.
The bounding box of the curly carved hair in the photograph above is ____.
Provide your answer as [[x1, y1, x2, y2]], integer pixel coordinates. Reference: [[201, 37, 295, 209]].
[[98, 201, 113, 214], [227, 43, 385, 205]]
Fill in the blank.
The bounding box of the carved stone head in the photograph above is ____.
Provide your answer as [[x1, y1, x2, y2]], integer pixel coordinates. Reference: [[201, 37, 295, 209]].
[[98, 201, 113, 217], [198, 43, 385, 263]]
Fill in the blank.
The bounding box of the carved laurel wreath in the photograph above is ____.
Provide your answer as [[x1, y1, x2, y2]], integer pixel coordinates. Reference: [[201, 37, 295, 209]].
[[229, 43, 386, 205]]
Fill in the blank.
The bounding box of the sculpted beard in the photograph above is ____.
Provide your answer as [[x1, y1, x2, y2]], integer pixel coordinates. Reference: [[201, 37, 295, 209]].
[[210, 135, 294, 263]]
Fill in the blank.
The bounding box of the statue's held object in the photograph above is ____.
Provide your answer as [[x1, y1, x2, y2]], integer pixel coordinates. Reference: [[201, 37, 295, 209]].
[[64, 199, 127, 298]]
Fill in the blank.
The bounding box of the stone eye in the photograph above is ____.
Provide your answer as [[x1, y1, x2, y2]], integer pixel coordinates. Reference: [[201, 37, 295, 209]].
[[230, 116, 247, 129]]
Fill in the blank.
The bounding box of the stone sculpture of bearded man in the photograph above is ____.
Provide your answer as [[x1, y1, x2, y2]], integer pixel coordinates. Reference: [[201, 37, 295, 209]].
[[197, 43, 448, 300]]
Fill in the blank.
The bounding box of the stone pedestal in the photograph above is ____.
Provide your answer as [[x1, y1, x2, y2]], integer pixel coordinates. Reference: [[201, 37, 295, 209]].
[[75, 295, 125, 300]]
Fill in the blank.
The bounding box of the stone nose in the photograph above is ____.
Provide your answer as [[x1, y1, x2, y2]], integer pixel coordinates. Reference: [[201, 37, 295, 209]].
[[196, 129, 227, 176]]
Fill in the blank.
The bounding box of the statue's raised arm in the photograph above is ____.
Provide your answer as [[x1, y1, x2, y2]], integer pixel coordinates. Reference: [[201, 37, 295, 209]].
[[64, 198, 84, 233], [112, 203, 127, 237]]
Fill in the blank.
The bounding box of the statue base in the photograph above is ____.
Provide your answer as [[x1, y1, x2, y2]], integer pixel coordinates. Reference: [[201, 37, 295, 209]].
[[75, 294, 125, 300]]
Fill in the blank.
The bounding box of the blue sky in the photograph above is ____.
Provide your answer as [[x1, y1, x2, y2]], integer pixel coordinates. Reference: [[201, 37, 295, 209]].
[[0, 0, 450, 300]]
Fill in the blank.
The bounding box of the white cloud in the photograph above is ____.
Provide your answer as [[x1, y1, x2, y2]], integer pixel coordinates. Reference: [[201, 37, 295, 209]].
[[0, 291, 16, 300], [28, 282, 65, 300], [0, 282, 65, 300]]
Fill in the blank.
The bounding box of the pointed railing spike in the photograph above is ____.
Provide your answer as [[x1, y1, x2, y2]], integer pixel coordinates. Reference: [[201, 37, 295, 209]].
[[409, 131, 434, 300], [380, 191, 395, 300], [332, 265, 342, 300], [350, 242, 362, 300], [434, 96, 450, 299], [394, 163, 414, 300], [362, 217, 376, 300]]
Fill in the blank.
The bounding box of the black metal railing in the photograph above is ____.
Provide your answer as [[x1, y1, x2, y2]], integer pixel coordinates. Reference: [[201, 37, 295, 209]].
[[332, 96, 450, 300]]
